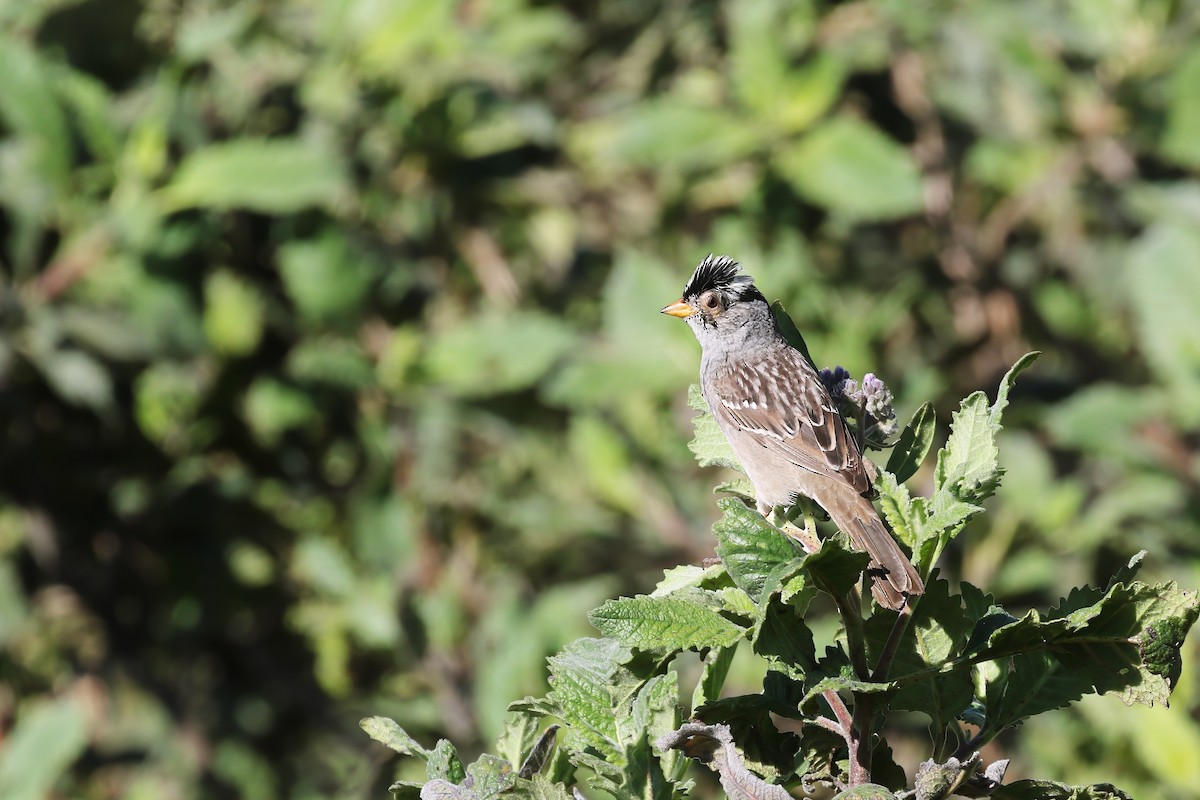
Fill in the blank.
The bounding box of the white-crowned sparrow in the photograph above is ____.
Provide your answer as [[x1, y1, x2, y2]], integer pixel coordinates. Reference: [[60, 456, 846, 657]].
[[662, 254, 923, 610]]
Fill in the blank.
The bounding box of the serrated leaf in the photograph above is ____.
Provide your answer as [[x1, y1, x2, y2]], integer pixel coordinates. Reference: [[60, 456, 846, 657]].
[[429, 740, 466, 784], [752, 599, 817, 680], [507, 696, 560, 718], [864, 576, 973, 725], [652, 563, 727, 597], [588, 596, 747, 652], [991, 780, 1133, 800], [161, 138, 346, 212], [546, 638, 627, 758], [688, 384, 744, 472], [656, 722, 792, 800], [801, 673, 896, 713], [508, 774, 573, 800], [935, 353, 1039, 506], [361, 717, 431, 758], [713, 498, 800, 603], [971, 578, 1200, 733], [495, 712, 539, 775], [419, 780, 475, 800], [466, 754, 516, 800], [692, 645, 738, 712], [885, 402, 936, 483], [831, 784, 897, 799], [517, 725, 559, 779], [803, 535, 872, 600]]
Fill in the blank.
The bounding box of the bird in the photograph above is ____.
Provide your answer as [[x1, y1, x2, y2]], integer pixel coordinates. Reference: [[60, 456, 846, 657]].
[[661, 254, 923, 610]]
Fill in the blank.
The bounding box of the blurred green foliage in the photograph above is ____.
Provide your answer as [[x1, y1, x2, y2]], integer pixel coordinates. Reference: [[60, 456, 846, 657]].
[[1, 0, 1200, 798]]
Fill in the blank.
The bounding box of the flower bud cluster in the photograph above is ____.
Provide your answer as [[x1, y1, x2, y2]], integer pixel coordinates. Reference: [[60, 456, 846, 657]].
[[819, 366, 898, 441]]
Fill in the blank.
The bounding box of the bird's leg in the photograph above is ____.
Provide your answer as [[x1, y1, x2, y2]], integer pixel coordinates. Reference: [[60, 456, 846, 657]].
[[769, 501, 820, 553]]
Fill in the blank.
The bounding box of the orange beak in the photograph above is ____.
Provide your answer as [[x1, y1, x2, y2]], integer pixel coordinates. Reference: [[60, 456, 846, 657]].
[[660, 299, 696, 318]]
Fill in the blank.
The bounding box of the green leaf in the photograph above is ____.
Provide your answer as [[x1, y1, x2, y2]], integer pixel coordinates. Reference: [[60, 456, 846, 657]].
[[588, 596, 748, 652], [991, 780, 1133, 800], [577, 99, 761, 171], [508, 774, 573, 800], [466, 754, 516, 800], [426, 311, 576, 398], [884, 402, 936, 483], [831, 785, 897, 800], [203, 271, 264, 357], [712, 498, 799, 603], [802, 535, 872, 600], [0, 41, 70, 191], [752, 598, 817, 679], [652, 563, 728, 597], [656, 722, 793, 800], [970, 578, 1200, 733], [1160, 47, 1200, 167], [161, 138, 346, 212], [687, 384, 743, 472], [935, 352, 1039, 506], [243, 379, 318, 445], [429, 739, 467, 784], [775, 117, 924, 221], [801, 672, 895, 714], [287, 337, 375, 388], [0, 698, 88, 800], [769, 301, 816, 367], [33, 348, 114, 412], [360, 716, 430, 758], [495, 712, 540, 775], [864, 576, 972, 725], [1125, 222, 1200, 388], [545, 638, 631, 760], [692, 644, 738, 712], [278, 233, 377, 323]]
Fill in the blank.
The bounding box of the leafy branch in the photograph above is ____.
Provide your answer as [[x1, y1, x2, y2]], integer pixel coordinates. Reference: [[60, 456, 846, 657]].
[[363, 348, 1198, 800]]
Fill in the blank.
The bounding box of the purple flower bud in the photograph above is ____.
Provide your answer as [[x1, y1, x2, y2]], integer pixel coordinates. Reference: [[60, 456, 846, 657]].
[[819, 366, 855, 401], [860, 372, 896, 435]]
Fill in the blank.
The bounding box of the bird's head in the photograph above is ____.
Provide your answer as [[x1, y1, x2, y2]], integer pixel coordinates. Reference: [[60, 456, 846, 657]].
[[661, 255, 773, 352]]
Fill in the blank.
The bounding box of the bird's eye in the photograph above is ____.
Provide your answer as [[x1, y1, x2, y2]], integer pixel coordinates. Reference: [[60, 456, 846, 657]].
[[702, 293, 721, 311]]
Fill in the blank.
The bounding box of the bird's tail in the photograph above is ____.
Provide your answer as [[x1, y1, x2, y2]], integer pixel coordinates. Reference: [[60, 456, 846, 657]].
[[826, 491, 924, 611]]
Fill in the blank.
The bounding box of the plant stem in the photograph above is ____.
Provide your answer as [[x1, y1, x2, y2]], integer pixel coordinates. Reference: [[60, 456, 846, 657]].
[[871, 600, 914, 681], [848, 693, 875, 785]]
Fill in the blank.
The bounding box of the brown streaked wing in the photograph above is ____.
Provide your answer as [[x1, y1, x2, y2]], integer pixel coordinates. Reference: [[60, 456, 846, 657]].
[[711, 348, 871, 494]]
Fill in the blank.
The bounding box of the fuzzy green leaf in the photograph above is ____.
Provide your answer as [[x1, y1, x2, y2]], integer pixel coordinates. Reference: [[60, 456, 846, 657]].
[[428, 740, 466, 784], [361, 716, 430, 758], [688, 384, 744, 472], [803, 535, 872, 600], [935, 352, 1039, 506], [884, 402, 936, 483], [588, 596, 748, 652], [546, 638, 628, 758], [692, 645, 738, 712], [864, 576, 973, 725], [991, 780, 1133, 800], [465, 754, 516, 800], [972, 578, 1200, 734], [753, 598, 818, 680], [507, 774, 573, 800], [712, 498, 800, 603]]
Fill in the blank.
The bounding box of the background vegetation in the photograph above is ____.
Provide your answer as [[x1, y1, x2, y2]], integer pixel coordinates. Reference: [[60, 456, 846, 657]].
[[1, 0, 1199, 798]]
